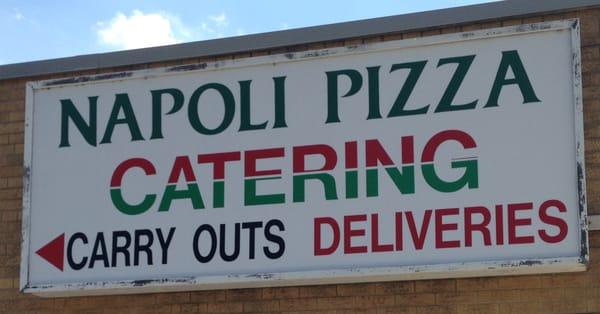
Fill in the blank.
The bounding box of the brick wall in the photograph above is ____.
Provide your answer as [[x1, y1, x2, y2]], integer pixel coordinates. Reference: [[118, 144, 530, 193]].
[[1, 8, 599, 314]]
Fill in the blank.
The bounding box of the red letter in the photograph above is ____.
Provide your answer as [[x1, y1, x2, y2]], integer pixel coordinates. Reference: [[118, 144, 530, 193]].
[[293, 144, 337, 173], [405, 210, 432, 250], [495, 204, 504, 245], [371, 214, 393, 252], [344, 214, 368, 254], [110, 158, 156, 187], [314, 217, 340, 256], [245, 148, 284, 177], [345, 141, 358, 169], [198, 151, 241, 180], [464, 206, 492, 247], [365, 139, 394, 167], [168, 156, 197, 183], [421, 130, 477, 163], [435, 208, 460, 248], [508, 202, 534, 244], [538, 199, 568, 243], [395, 212, 403, 251]]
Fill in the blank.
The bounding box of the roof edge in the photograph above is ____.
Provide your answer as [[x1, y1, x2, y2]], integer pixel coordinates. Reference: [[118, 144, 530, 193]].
[[1, 0, 599, 80]]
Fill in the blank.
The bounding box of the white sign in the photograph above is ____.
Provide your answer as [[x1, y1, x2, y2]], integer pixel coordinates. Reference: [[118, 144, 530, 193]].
[[21, 20, 588, 297]]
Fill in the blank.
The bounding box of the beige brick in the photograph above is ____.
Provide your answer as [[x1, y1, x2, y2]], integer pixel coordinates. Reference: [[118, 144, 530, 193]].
[[382, 33, 403, 41], [416, 305, 457, 314], [376, 281, 414, 295], [298, 285, 337, 298], [415, 279, 456, 293], [478, 289, 521, 303], [316, 296, 356, 310], [0, 122, 23, 135], [206, 301, 243, 313], [456, 277, 498, 291], [226, 288, 262, 301], [497, 275, 541, 289], [435, 291, 478, 305], [243, 300, 279, 312], [539, 300, 587, 314], [498, 302, 540, 314], [344, 38, 364, 46], [190, 290, 227, 303], [457, 303, 499, 314], [402, 31, 421, 39], [541, 273, 588, 288], [516, 288, 562, 302], [262, 287, 300, 299], [377, 307, 417, 314], [0, 279, 13, 289], [7, 112, 23, 122], [354, 295, 396, 308], [337, 283, 378, 296], [280, 298, 319, 311], [395, 293, 436, 306]]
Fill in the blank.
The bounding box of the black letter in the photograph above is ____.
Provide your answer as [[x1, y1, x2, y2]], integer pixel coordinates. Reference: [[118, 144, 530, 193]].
[[67, 232, 88, 270], [219, 223, 240, 262], [193, 224, 216, 263], [134, 229, 154, 266], [156, 227, 175, 264], [111, 231, 131, 267], [89, 233, 109, 268], [242, 221, 263, 259], [264, 219, 285, 259]]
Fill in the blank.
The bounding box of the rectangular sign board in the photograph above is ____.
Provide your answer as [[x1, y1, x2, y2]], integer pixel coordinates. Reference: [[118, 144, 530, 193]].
[[21, 20, 588, 296]]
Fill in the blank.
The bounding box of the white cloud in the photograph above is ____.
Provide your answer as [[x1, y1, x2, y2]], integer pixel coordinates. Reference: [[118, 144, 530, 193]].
[[97, 10, 182, 50], [96, 10, 241, 50], [13, 9, 24, 21], [209, 13, 228, 27]]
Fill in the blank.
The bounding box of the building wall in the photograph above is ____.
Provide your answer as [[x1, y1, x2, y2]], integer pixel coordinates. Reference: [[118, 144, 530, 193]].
[[0, 7, 599, 314]]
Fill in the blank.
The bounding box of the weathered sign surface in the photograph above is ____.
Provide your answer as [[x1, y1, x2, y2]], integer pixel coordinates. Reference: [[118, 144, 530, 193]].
[[21, 20, 587, 296]]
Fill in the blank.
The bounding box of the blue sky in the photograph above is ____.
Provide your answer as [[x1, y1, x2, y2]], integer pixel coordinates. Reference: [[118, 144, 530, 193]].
[[0, 0, 498, 65]]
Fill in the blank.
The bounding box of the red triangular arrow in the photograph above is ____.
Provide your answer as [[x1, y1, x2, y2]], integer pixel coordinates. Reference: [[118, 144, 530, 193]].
[[36, 233, 64, 271]]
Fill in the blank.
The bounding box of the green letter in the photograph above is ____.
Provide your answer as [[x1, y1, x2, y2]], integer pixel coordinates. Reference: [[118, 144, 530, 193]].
[[367, 66, 383, 120], [150, 88, 184, 139], [485, 50, 541, 108], [293, 174, 338, 202], [110, 189, 156, 215], [325, 69, 363, 123], [188, 83, 235, 135], [435, 55, 478, 113], [239, 80, 268, 132], [366, 167, 415, 197], [59, 97, 98, 147], [388, 61, 429, 117], [244, 177, 286, 205], [273, 76, 288, 128], [158, 184, 205, 211], [422, 160, 478, 193], [100, 93, 145, 144]]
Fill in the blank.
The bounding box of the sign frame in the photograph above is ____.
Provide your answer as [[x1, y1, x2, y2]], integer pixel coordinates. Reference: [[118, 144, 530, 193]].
[[20, 19, 588, 297]]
